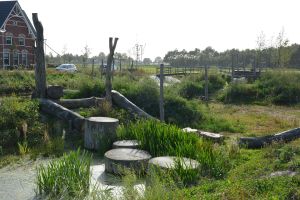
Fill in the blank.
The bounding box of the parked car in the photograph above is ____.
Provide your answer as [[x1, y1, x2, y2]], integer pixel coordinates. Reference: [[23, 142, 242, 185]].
[[55, 64, 77, 72]]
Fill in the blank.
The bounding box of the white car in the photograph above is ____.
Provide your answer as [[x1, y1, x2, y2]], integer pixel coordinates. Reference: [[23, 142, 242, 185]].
[[55, 64, 77, 72]]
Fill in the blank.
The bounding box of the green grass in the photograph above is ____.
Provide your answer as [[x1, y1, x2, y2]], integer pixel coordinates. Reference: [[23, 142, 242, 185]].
[[118, 120, 231, 181], [36, 149, 92, 198]]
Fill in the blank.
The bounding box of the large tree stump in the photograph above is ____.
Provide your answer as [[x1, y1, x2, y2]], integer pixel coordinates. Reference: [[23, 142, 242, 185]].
[[104, 148, 151, 175], [84, 117, 119, 150]]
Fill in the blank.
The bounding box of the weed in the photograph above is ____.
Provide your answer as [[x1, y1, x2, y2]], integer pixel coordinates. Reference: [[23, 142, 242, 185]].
[[36, 149, 92, 198]]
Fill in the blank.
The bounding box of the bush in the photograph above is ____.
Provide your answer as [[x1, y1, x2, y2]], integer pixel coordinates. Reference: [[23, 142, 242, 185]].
[[164, 95, 203, 127], [220, 71, 300, 105], [36, 149, 92, 198], [0, 97, 41, 147], [219, 83, 258, 104], [178, 81, 204, 99]]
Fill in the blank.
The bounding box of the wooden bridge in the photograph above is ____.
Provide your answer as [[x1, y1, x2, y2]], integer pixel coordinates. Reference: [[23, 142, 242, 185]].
[[155, 66, 203, 77], [219, 67, 264, 79]]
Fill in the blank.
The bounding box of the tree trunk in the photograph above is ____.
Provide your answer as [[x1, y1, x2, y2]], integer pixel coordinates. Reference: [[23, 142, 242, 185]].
[[39, 99, 85, 132], [84, 117, 119, 150], [55, 97, 105, 109], [32, 13, 47, 98], [239, 128, 300, 149], [111, 90, 154, 119], [105, 38, 119, 105]]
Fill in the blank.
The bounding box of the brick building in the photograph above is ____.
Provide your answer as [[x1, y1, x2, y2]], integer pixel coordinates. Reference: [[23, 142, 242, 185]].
[[0, 0, 36, 69]]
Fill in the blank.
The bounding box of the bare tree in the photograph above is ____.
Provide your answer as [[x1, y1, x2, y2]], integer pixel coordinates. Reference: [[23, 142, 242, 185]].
[[82, 44, 91, 67], [276, 28, 289, 67], [32, 13, 47, 98], [105, 37, 119, 105], [256, 31, 266, 72]]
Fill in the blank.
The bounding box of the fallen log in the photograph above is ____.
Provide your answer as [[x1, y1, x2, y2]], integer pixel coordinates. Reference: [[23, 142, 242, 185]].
[[39, 99, 85, 132], [182, 127, 224, 143], [55, 97, 104, 109], [111, 90, 154, 119], [239, 128, 300, 149]]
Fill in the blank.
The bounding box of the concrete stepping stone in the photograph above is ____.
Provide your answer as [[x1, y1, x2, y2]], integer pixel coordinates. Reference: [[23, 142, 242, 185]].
[[113, 140, 140, 149], [104, 148, 151, 175], [148, 156, 199, 172]]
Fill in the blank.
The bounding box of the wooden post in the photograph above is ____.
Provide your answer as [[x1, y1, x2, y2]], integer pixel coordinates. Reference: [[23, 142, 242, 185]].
[[91, 59, 94, 77], [205, 65, 208, 103], [231, 51, 234, 82], [32, 13, 47, 98], [100, 59, 103, 79], [119, 59, 122, 72], [105, 37, 119, 105], [159, 64, 164, 122]]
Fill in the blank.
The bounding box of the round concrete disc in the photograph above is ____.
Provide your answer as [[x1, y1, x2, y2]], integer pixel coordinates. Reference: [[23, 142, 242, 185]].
[[148, 156, 199, 170], [113, 140, 140, 149]]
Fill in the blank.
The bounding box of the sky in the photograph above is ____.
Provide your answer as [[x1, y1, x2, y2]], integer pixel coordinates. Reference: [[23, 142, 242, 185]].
[[15, 0, 300, 60]]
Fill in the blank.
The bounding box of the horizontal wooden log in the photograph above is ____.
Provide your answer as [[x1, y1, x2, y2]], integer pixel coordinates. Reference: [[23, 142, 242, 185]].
[[239, 128, 300, 149], [111, 90, 154, 119], [39, 99, 85, 132], [55, 97, 105, 109], [182, 127, 224, 142]]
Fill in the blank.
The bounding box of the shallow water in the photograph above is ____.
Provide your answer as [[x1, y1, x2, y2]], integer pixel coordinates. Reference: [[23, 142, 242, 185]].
[[0, 158, 145, 200]]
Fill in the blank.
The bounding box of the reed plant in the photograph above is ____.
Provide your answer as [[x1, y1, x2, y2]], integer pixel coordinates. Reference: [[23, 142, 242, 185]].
[[118, 120, 230, 180], [36, 149, 92, 198]]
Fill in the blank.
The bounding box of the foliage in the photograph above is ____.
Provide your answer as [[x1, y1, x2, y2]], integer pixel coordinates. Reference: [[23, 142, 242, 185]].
[[36, 149, 91, 198], [18, 141, 30, 156], [220, 71, 300, 105], [164, 95, 203, 127], [0, 97, 41, 147], [117, 120, 230, 179]]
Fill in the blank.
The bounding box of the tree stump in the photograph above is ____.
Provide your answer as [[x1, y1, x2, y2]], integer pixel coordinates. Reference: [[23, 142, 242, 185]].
[[84, 117, 119, 150], [104, 148, 151, 175]]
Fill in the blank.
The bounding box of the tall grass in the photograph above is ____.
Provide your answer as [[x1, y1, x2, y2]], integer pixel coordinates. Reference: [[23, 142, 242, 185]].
[[219, 71, 300, 105], [117, 120, 230, 179], [117, 120, 199, 158], [36, 149, 92, 197]]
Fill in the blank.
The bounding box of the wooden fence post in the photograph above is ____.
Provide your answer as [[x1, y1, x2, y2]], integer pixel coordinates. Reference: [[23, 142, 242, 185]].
[[205, 65, 209, 103], [32, 13, 47, 98], [159, 64, 165, 122]]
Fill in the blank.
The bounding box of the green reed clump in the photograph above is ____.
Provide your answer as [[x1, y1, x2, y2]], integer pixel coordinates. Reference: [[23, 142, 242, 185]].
[[117, 120, 199, 159], [36, 149, 92, 198], [118, 120, 230, 179]]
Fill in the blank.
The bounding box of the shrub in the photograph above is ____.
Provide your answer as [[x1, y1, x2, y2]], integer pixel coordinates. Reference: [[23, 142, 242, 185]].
[[219, 83, 258, 104], [36, 149, 92, 198], [0, 97, 40, 147], [178, 81, 204, 99], [164, 95, 203, 127]]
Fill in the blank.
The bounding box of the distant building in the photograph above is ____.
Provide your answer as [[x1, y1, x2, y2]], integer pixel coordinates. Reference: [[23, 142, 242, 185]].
[[0, 0, 36, 69]]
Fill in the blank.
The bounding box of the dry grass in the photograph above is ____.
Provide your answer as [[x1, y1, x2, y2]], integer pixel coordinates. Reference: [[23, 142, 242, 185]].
[[207, 103, 300, 136]]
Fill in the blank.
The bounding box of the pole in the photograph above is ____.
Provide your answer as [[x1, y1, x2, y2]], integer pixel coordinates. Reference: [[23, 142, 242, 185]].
[[159, 64, 164, 122], [91, 59, 94, 77], [205, 64, 208, 103]]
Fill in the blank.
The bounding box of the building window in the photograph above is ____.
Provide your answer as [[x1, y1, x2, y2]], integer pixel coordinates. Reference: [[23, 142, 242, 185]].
[[6, 36, 12, 45], [22, 52, 27, 65], [18, 37, 25, 46], [3, 51, 10, 66], [12, 21, 17, 26], [13, 51, 19, 66]]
